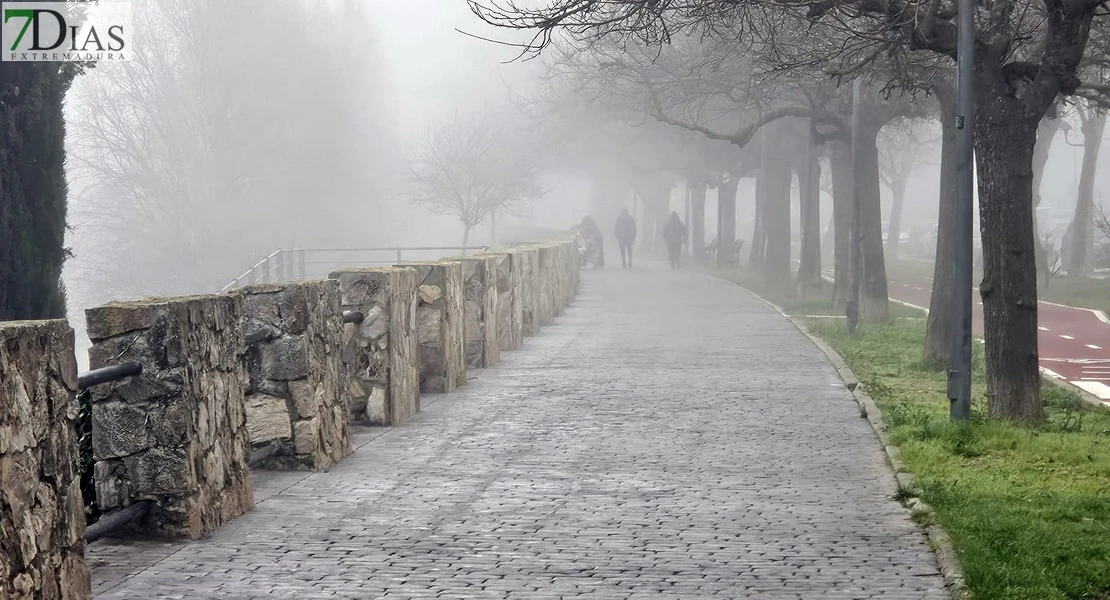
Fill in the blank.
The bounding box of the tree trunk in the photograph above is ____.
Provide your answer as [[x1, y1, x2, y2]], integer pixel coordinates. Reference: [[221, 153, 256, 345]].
[[750, 172, 766, 268], [0, 63, 71, 320], [974, 91, 1044, 423], [1066, 109, 1106, 277], [925, 86, 958, 363], [689, 180, 707, 260], [830, 142, 853, 308], [885, 173, 908, 263], [857, 123, 890, 321], [763, 153, 792, 288], [797, 130, 822, 297], [490, 209, 497, 245], [1032, 115, 1062, 283], [461, 223, 472, 256], [717, 176, 738, 266]]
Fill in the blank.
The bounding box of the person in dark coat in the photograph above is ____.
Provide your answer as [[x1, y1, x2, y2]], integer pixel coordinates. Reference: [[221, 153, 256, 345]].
[[614, 208, 637, 268], [663, 212, 688, 270], [579, 216, 604, 267]]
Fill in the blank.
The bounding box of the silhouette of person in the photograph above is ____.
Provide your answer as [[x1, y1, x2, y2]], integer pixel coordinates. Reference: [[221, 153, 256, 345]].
[[663, 212, 687, 270], [615, 208, 637, 268]]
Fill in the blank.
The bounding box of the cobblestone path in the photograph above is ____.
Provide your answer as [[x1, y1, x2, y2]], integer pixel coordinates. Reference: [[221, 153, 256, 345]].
[[89, 266, 948, 599]]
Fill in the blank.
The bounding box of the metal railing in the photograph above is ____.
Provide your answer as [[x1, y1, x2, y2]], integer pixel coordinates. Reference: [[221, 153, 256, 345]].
[[221, 247, 480, 293], [77, 361, 153, 543]]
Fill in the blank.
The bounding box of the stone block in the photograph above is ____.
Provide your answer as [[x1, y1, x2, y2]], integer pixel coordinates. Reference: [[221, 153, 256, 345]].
[[400, 260, 466, 394], [245, 395, 293, 445], [514, 247, 540, 337], [329, 267, 419, 426], [458, 256, 499, 369], [85, 294, 253, 540], [236, 280, 352, 472], [0, 320, 91, 599]]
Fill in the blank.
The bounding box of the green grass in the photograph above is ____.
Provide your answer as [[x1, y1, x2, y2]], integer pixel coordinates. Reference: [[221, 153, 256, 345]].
[[712, 267, 1110, 600], [709, 266, 924, 319]]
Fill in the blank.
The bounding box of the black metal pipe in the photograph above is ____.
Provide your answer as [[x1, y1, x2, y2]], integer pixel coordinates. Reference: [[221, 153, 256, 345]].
[[77, 362, 142, 391], [342, 310, 364, 324], [245, 330, 274, 346], [248, 442, 280, 469], [85, 500, 152, 543]]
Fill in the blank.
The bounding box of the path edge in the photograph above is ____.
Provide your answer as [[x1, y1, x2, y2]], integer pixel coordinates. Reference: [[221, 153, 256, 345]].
[[722, 280, 970, 600]]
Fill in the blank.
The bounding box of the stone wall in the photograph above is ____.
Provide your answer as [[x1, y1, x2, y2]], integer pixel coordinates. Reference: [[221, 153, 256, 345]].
[[473, 250, 523, 352], [459, 256, 499, 369], [0, 320, 90, 599], [516, 247, 540, 337], [536, 245, 556, 327], [329, 267, 419, 426], [236, 281, 351, 471], [400, 261, 466, 394], [86, 295, 253, 540]]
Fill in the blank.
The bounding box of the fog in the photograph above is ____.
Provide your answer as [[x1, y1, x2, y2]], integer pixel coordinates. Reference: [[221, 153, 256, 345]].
[[58, 0, 1108, 368]]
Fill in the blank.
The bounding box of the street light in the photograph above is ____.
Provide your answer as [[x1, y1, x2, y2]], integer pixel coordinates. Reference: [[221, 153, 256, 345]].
[[846, 78, 863, 334], [948, 0, 975, 421]]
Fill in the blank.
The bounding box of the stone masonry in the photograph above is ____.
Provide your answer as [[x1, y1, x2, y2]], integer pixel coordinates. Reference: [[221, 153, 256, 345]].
[[515, 247, 539, 337], [473, 250, 523, 352], [0, 320, 90, 600], [329, 267, 419, 426], [536, 244, 558, 325], [236, 281, 351, 471], [85, 295, 253, 540], [399, 261, 466, 394], [88, 266, 948, 599], [459, 256, 499, 369]]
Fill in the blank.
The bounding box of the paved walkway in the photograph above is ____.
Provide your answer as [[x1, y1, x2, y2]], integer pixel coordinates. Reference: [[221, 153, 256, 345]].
[[89, 266, 948, 599]]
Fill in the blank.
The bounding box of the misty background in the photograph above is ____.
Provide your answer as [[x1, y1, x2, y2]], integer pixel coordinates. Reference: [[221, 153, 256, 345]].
[[58, 0, 1108, 367]]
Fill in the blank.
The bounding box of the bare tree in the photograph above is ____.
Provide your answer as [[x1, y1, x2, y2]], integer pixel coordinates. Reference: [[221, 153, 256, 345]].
[[411, 109, 543, 251], [67, 0, 391, 303], [877, 118, 936, 262], [469, 0, 1110, 423], [1063, 100, 1107, 277]]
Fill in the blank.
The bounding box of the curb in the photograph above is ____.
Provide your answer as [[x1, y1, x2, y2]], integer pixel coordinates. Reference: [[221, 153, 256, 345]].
[[723, 280, 970, 600]]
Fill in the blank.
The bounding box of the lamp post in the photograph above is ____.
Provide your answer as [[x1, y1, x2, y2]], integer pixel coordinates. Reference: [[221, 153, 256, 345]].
[[846, 78, 863, 334], [948, 0, 975, 421]]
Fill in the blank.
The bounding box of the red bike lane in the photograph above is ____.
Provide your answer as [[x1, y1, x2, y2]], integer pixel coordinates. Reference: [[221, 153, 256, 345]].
[[885, 274, 1110, 407]]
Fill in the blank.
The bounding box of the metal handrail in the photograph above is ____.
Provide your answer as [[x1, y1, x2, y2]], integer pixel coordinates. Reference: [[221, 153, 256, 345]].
[[342, 311, 364, 324], [77, 362, 142, 390], [85, 500, 152, 543], [220, 247, 478, 293]]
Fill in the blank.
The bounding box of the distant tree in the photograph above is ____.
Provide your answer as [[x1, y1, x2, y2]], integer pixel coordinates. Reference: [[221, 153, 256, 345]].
[[0, 61, 85, 320], [877, 118, 936, 262], [1064, 100, 1107, 277], [67, 0, 391, 302], [410, 109, 543, 251]]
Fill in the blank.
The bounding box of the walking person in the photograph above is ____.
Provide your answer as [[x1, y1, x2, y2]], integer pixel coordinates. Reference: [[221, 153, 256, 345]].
[[615, 208, 637, 269], [663, 212, 687, 270]]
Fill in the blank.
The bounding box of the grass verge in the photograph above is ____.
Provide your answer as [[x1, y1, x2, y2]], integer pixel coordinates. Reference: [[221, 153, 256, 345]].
[[714, 267, 1110, 600]]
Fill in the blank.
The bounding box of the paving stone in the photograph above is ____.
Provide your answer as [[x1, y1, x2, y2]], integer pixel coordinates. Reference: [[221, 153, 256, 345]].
[[88, 265, 947, 599]]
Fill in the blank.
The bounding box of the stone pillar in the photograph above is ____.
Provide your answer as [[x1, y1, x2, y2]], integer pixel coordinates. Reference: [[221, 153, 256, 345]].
[[536, 245, 556, 327], [562, 239, 579, 306], [459, 256, 499, 369], [86, 295, 253, 540], [329, 267, 419, 426], [516, 247, 540, 337], [398, 261, 465, 394], [0, 320, 90, 599], [236, 281, 351, 471], [474, 250, 523, 352]]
